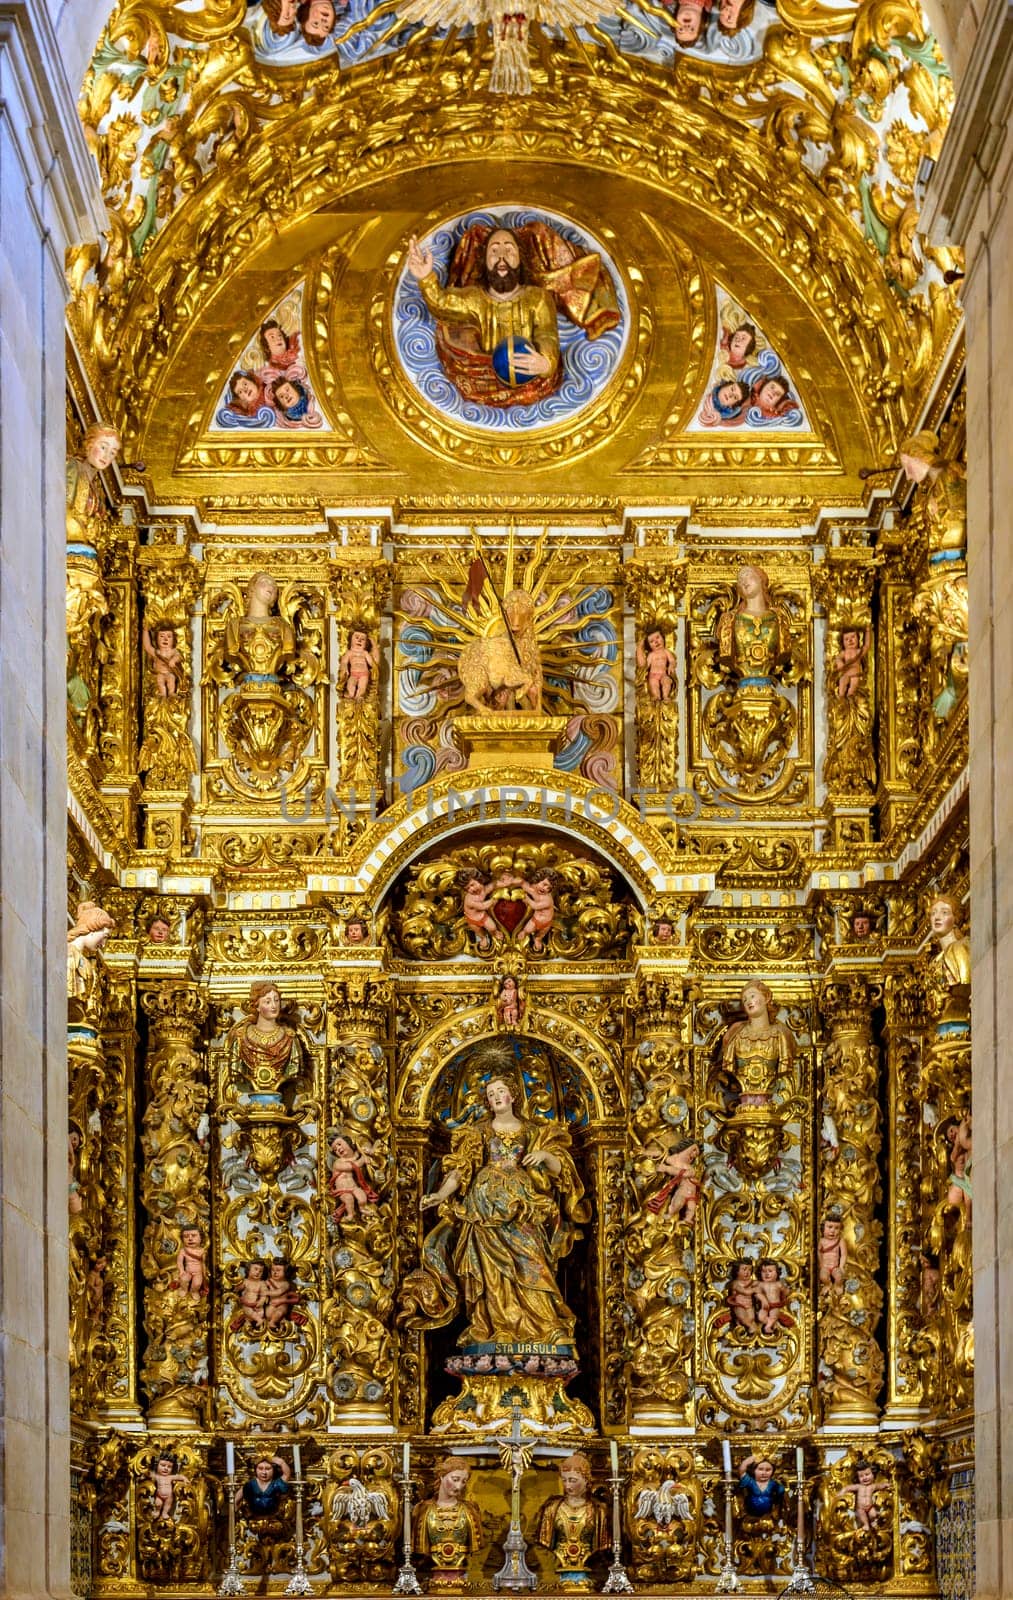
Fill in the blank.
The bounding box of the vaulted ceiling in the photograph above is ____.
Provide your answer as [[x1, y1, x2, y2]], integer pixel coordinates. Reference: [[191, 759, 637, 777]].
[[70, 0, 960, 518]]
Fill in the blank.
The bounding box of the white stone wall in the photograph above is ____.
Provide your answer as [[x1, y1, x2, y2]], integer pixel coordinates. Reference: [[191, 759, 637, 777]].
[[0, 3, 101, 1594], [924, 5, 1013, 1596]]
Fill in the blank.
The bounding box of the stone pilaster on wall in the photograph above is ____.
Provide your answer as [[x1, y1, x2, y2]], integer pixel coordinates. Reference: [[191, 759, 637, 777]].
[[0, 2, 102, 1595], [922, 8, 1013, 1597]]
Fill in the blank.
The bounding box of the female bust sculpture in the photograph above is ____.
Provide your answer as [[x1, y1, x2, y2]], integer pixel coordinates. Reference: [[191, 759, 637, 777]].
[[226, 981, 302, 1102], [67, 424, 120, 546], [412, 1458, 483, 1591], [535, 1453, 607, 1589], [222, 572, 305, 683], [716, 981, 796, 1178], [715, 565, 792, 686], [926, 893, 970, 1028], [900, 431, 966, 557]]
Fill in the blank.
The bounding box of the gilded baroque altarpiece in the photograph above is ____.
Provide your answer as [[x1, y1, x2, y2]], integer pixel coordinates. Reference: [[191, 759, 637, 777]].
[[66, 0, 973, 1593]]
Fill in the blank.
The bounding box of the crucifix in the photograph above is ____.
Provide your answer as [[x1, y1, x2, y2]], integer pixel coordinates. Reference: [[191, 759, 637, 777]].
[[492, 1400, 537, 1591]]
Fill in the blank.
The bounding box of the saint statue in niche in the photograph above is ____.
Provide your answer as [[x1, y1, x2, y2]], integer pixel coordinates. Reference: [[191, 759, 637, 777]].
[[405, 220, 620, 409], [399, 1063, 588, 1370]]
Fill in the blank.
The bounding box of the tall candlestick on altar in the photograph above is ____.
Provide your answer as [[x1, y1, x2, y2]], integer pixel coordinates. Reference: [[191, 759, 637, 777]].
[[610, 1440, 619, 1477], [722, 1440, 732, 1476], [403, 1441, 410, 1479], [796, 1447, 805, 1552], [226, 1442, 235, 1476], [293, 1443, 301, 1480]]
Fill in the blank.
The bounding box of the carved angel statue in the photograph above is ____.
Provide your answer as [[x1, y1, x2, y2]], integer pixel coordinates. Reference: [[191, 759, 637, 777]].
[[635, 1480, 693, 1526], [330, 1476, 390, 1528]]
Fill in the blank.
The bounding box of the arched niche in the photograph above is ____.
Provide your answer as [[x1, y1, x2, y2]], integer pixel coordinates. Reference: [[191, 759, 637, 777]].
[[393, 1030, 615, 1438]]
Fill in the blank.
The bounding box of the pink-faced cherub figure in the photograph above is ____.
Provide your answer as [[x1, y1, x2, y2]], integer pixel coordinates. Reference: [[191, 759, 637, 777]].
[[841, 1461, 888, 1530], [176, 1226, 207, 1301], [945, 1115, 972, 1218], [496, 975, 524, 1029], [460, 873, 499, 951], [143, 622, 185, 697], [644, 1139, 701, 1224], [637, 628, 677, 702], [519, 873, 556, 952], [834, 627, 870, 699], [754, 1259, 790, 1333], [328, 1134, 379, 1222], [727, 1260, 760, 1330], [264, 1259, 300, 1328], [86, 1255, 108, 1316], [238, 1261, 268, 1327], [338, 628, 379, 700], [920, 1251, 940, 1320], [818, 1216, 847, 1293], [151, 1454, 187, 1523]]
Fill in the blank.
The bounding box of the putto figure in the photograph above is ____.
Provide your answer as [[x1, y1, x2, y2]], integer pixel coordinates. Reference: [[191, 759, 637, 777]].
[[328, 1133, 379, 1222], [737, 1454, 785, 1519], [406, 220, 619, 409], [839, 1461, 889, 1530], [637, 627, 677, 701], [142, 621, 185, 697], [338, 627, 380, 699], [238, 1454, 292, 1517], [150, 1454, 187, 1523]]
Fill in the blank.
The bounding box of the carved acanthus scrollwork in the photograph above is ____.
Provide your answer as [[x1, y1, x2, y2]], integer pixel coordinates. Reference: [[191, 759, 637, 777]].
[[137, 539, 203, 850], [139, 984, 211, 1425], [817, 976, 884, 1426], [623, 973, 695, 1426], [325, 975, 395, 1421]]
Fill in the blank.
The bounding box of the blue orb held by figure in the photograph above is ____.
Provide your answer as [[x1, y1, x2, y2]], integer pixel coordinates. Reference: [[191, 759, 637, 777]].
[[493, 336, 539, 387]]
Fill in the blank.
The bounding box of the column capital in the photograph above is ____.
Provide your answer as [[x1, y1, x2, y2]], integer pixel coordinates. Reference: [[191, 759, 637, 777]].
[[0, 0, 106, 258]]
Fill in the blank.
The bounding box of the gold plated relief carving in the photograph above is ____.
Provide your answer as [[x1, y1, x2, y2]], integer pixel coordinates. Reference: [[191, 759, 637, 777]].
[[204, 567, 326, 801], [695, 985, 812, 1431], [690, 560, 812, 805], [139, 984, 211, 1425], [817, 977, 884, 1426]]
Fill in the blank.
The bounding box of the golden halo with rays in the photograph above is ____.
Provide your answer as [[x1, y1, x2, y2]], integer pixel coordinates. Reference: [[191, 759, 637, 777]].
[[397, 524, 614, 715], [329, 0, 679, 95]]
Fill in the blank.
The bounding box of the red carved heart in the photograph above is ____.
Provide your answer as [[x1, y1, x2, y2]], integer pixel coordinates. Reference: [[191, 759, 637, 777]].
[[491, 898, 526, 934]]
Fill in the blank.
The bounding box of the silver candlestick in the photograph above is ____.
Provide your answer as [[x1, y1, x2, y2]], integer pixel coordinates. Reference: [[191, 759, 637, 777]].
[[715, 1472, 740, 1594], [601, 1473, 634, 1594], [788, 1468, 816, 1592], [284, 1479, 313, 1596], [218, 1473, 246, 1597], [392, 1474, 423, 1596]]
